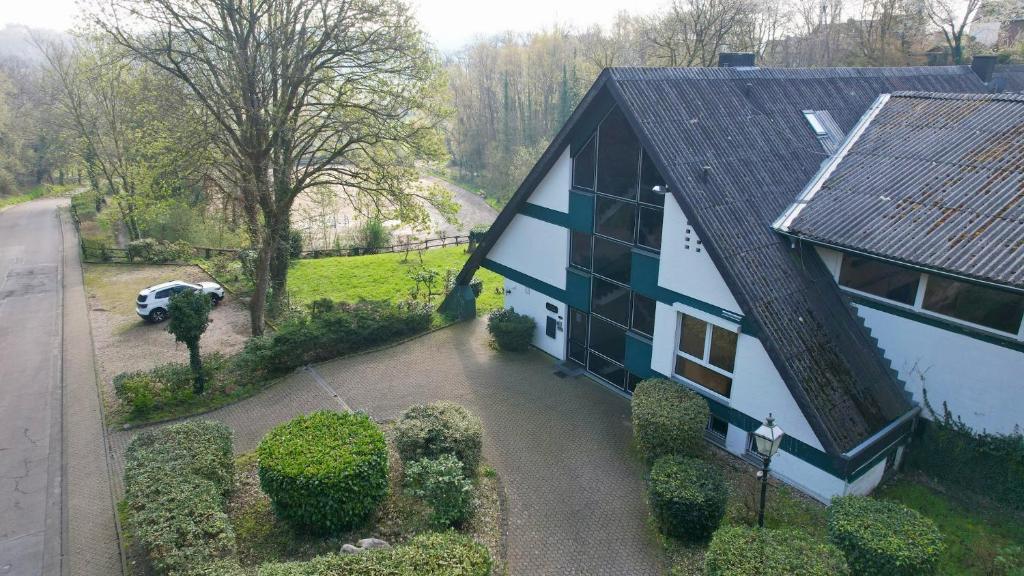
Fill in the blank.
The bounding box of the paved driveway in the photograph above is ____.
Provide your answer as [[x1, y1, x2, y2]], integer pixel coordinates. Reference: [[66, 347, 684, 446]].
[[107, 320, 666, 575], [315, 321, 665, 575]]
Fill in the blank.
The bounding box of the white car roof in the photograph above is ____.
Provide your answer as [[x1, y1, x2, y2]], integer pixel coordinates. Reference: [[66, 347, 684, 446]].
[[141, 280, 197, 293]]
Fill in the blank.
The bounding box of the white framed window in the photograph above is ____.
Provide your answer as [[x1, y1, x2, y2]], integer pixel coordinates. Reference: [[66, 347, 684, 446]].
[[705, 414, 729, 445], [673, 312, 738, 398]]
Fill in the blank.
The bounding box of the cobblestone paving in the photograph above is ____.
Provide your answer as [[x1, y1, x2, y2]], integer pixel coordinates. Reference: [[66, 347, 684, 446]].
[[315, 321, 666, 576]]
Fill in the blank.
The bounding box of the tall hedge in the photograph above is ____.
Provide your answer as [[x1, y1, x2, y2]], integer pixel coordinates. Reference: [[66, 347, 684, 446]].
[[648, 455, 727, 541], [395, 402, 484, 472], [257, 411, 389, 534], [907, 402, 1024, 511], [632, 378, 709, 460], [704, 526, 850, 576], [123, 421, 240, 575], [257, 532, 492, 576], [245, 300, 433, 375], [827, 495, 943, 576]]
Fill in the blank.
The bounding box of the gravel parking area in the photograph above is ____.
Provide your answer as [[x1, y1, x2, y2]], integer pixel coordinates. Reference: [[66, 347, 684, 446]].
[[83, 264, 251, 409]]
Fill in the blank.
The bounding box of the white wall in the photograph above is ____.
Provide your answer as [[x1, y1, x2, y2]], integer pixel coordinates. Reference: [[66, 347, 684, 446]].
[[528, 148, 571, 213], [489, 214, 569, 290], [844, 458, 887, 497], [815, 246, 842, 277], [730, 334, 825, 451], [658, 195, 742, 314], [856, 304, 1024, 435], [503, 278, 566, 360], [724, 424, 846, 503]]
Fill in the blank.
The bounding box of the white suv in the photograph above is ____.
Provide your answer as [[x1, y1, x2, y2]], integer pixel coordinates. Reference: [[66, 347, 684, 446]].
[[136, 280, 225, 323]]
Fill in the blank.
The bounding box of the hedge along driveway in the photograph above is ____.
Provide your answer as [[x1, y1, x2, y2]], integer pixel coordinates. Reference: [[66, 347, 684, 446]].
[[313, 319, 666, 575]]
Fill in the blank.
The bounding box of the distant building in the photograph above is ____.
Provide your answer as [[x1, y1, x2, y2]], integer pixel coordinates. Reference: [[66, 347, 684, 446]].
[[451, 57, 1009, 502]]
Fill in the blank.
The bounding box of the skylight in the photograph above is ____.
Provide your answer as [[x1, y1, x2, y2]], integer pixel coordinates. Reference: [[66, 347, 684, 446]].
[[802, 110, 828, 136]]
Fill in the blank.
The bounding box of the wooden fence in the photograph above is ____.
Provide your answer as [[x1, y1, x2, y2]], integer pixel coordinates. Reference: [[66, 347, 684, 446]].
[[80, 232, 475, 264]]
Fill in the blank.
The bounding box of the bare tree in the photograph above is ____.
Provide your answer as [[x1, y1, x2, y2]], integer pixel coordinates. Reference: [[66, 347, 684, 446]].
[[89, 0, 451, 333], [928, 0, 983, 63]]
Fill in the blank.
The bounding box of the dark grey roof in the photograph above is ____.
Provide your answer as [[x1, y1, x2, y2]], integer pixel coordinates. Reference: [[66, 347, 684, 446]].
[[994, 64, 1024, 93], [458, 65, 988, 456], [778, 91, 1024, 290]]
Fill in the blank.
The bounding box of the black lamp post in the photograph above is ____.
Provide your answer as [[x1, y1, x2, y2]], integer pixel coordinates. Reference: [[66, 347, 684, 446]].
[[753, 414, 784, 528]]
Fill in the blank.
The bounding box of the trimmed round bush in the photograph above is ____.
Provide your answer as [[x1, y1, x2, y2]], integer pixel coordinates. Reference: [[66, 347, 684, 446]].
[[257, 410, 388, 534], [648, 455, 727, 541], [487, 307, 536, 351], [395, 402, 483, 472], [632, 378, 709, 460], [404, 453, 476, 528], [704, 525, 850, 576], [827, 495, 943, 576]]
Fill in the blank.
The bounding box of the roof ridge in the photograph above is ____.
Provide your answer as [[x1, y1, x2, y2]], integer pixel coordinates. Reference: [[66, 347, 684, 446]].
[[890, 90, 1024, 102]]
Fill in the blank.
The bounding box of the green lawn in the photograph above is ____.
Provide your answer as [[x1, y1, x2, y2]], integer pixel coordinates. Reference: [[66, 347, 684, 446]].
[[288, 246, 504, 312], [876, 477, 1024, 575]]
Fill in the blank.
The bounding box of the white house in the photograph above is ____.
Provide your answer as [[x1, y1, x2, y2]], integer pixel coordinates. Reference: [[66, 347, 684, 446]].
[[447, 58, 1011, 502]]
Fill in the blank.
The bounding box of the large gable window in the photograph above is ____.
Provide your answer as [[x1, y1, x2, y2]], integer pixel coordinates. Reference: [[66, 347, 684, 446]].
[[674, 313, 737, 398], [573, 136, 596, 190], [596, 107, 640, 198]]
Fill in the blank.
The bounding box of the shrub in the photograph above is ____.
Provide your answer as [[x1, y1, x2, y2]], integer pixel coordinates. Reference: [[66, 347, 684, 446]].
[[648, 455, 727, 541], [123, 421, 237, 574], [127, 237, 195, 263], [113, 354, 228, 418], [470, 278, 484, 297], [257, 531, 491, 576], [257, 411, 388, 534], [404, 454, 476, 528], [704, 525, 850, 576], [631, 378, 709, 460], [908, 400, 1024, 511], [251, 300, 432, 375], [827, 495, 943, 576], [395, 402, 483, 472], [487, 307, 535, 351]]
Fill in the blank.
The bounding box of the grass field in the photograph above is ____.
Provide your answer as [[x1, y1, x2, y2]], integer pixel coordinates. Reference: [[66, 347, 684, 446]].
[[0, 183, 77, 210], [876, 477, 1024, 575], [288, 246, 504, 312]]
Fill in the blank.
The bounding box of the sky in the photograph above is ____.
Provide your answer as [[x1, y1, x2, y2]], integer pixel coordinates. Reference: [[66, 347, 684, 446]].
[[0, 0, 669, 53]]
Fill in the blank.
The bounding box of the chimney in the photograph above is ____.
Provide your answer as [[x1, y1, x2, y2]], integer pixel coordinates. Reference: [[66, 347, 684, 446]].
[[971, 55, 997, 83], [718, 52, 756, 68]]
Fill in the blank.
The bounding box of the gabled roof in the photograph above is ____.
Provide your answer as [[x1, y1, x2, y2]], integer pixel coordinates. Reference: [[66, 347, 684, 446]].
[[994, 64, 1024, 93], [777, 91, 1024, 291], [458, 65, 987, 456]]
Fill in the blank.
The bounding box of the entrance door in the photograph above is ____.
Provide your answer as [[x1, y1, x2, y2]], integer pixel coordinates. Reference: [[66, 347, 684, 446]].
[[567, 307, 588, 365]]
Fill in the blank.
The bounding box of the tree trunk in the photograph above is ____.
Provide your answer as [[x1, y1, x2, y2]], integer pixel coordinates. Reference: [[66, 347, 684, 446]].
[[268, 217, 291, 317], [188, 343, 204, 394], [249, 236, 272, 336]]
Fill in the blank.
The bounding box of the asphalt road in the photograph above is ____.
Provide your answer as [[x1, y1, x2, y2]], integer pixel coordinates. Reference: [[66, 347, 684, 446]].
[[0, 198, 65, 576]]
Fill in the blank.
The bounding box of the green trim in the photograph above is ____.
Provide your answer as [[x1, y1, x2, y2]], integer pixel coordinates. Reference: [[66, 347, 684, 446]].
[[625, 332, 654, 377], [848, 293, 1024, 353], [518, 202, 570, 228], [565, 267, 591, 312], [569, 190, 594, 232], [630, 249, 746, 326], [481, 259, 567, 302]]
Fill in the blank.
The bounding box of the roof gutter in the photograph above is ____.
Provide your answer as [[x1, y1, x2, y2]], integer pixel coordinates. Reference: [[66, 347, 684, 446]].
[[773, 93, 890, 232]]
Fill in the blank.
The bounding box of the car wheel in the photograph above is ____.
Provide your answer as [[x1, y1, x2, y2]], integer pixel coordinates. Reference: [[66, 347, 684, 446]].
[[149, 308, 168, 323], [210, 294, 222, 306]]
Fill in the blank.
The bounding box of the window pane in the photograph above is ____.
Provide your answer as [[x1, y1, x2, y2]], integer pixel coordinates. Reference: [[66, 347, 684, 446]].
[[707, 415, 729, 437], [631, 293, 656, 337], [638, 207, 663, 251], [639, 150, 666, 206], [839, 256, 920, 305], [595, 195, 637, 243], [569, 308, 588, 346], [573, 136, 596, 190], [923, 275, 1024, 333], [709, 326, 737, 372], [596, 108, 640, 198], [589, 316, 626, 363], [589, 352, 626, 388], [679, 314, 707, 358], [592, 236, 632, 284], [626, 373, 642, 393], [570, 231, 592, 270], [674, 357, 732, 397], [591, 277, 631, 326]]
